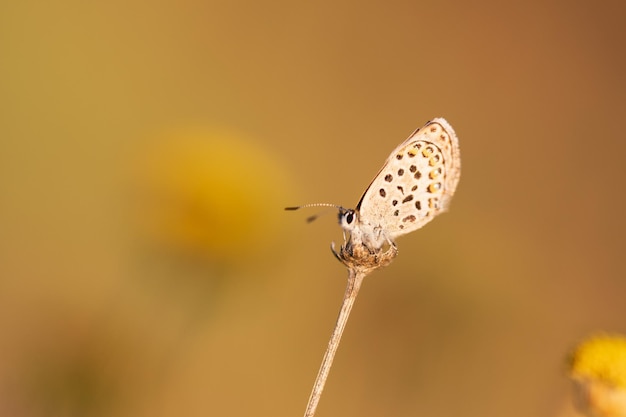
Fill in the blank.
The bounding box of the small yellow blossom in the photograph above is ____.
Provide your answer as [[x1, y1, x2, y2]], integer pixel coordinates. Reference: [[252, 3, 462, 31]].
[[571, 334, 626, 388], [131, 127, 292, 266], [569, 334, 626, 417]]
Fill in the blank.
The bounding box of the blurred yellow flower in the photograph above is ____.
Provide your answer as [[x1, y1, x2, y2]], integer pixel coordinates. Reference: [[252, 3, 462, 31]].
[[569, 334, 626, 417], [132, 127, 292, 267]]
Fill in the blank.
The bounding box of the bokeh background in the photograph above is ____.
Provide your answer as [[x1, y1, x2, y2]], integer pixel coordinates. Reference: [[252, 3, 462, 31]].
[[1, 1, 625, 416]]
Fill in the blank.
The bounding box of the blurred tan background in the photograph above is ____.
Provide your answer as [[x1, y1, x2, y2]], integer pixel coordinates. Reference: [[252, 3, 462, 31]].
[[1, 0, 625, 416]]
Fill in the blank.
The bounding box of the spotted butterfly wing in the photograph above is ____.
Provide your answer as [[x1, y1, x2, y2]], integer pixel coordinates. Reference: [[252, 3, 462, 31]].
[[355, 118, 460, 244]]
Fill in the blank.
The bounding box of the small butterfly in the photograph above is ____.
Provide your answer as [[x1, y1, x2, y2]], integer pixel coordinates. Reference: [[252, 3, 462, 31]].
[[288, 118, 460, 254]]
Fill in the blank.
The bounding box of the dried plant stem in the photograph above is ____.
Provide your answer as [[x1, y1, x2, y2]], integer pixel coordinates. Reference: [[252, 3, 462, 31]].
[[303, 268, 366, 417]]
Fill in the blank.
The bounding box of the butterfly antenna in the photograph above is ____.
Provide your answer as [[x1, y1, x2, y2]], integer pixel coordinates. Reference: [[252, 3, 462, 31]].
[[284, 203, 344, 223]]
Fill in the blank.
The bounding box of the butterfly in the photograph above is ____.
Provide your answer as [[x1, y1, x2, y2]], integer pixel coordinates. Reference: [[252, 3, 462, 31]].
[[288, 118, 460, 257]]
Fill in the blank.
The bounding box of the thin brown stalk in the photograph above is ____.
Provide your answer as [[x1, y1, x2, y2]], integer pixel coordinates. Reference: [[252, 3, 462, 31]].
[[303, 268, 366, 417], [298, 235, 396, 417]]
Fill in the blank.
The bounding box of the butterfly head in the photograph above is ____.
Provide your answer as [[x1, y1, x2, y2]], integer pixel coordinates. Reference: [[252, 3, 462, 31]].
[[338, 208, 359, 232]]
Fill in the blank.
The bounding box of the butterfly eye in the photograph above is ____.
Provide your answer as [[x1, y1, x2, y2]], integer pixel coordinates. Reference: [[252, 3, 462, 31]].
[[337, 209, 356, 230]]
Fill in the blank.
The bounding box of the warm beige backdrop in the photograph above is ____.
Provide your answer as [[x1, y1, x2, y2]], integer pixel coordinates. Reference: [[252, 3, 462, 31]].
[[1, 1, 625, 416]]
